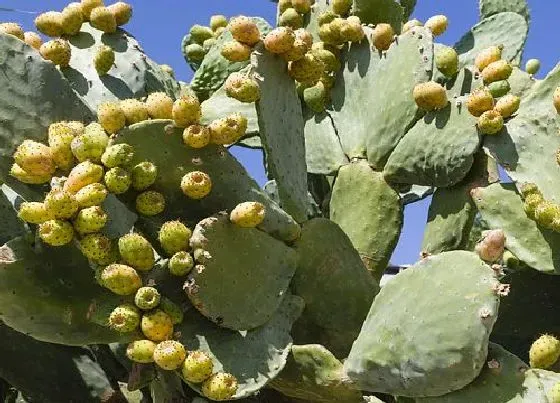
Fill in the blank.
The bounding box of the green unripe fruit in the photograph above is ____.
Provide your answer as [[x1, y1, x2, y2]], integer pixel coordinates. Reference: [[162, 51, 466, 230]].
[[120, 99, 149, 124], [182, 351, 214, 383], [173, 96, 201, 128], [551, 381, 560, 403], [79, 233, 114, 264], [0, 22, 24, 40], [317, 10, 336, 26], [145, 92, 174, 119], [278, 0, 294, 14], [61, 4, 84, 36], [230, 201, 266, 228], [487, 80, 510, 98], [210, 15, 228, 32], [71, 122, 109, 162], [403, 19, 423, 33], [181, 171, 212, 199], [90, 6, 117, 33], [39, 220, 74, 246], [107, 2, 133, 26], [292, 0, 311, 14], [425, 14, 448, 36], [75, 183, 108, 207], [109, 304, 140, 333], [97, 102, 126, 134], [224, 73, 260, 103], [435, 46, 458, 77], [24, 31, 43, 50], [126, 340, 156, 363], [64, 161, 104, 194], [190, 24, 214, 45], [477, 109, 504, 135], [311, 48, 340, 72], [495, 94, 520, 118], [288, 52, 324, 84], [136, 191, 165, 216], [229, 16, 260, 46], [159, 221, 191, 255], [100, 263, 142, 296], [131, 161, 158, 190], [322, 19, 346, 45], [279, 8, 304, 29], [413, 81, 448, 110], [221, 40, 251, 62], [153, 340, 187, 370], [303, 81, 328, 113], [520, 182, 542, 199], [466, 87, 494, 117], [94, 45, 114, 76], [202, 372, 238, 401], [371, 23, 394, 51], [105, 167, 131, 194], [141, 309, 173, 342], [529, 334, 560, 369], [34, 12, 64, 37], [18, 202, 54, 224], [119, 233, 155, 271], [81, 0, 104, 21], [185, 43, 206, 63], [209, 112, 247, 145], [44, 190, 79, 220], [73, 206, 108, 234], [332, 0, 352, 15], [525, 58, 541, 75], [535, 201, 560, 229], [10, 164, 51, 185], [475, 45, 503, 71], [183, 124, 211, 148], [168, 251, 194, 276], [134, 286, 161, 310], [101, 144, 135, 168], [482, 60, 513, 84], [523, 193, 544, 219], [14, 139, 55, 176]]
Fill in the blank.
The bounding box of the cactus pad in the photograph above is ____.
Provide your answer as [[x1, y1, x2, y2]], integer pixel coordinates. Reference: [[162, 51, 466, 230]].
[[353, 0, 404, 33], [480, 0, 529, 21], [304, 111, 348, 175]]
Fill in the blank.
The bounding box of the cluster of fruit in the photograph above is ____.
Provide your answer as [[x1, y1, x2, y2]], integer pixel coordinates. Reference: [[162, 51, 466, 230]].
[[278, 0, 315, 29], [183, 15, 229, 64], [520, 183, 560, 233]]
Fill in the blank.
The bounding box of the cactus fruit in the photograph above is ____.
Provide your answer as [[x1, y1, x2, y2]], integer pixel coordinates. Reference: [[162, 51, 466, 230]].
[[10, 164, 51, 184], [181, 351, 214, 383], [158, 221, 191, 255], [332, 0, 353, 16], [475, 229, 506, 262], [97, 102, 126, 134], [201, 372, 238, 401], [435, 46, 458, 77], [159, 297, 184, 325], [264, 27, 295, 54], [34, 12, 64, 37], [134, 286, 161, 310], [118, 233, 155, 271], [303, 81, 328, 113], [71, 123, 109, 163], [100, 263, 142, 295], [94, 45, 115, 76], [61, 4, 84, 36], [467, 87, 494, 117], [23, 31, 43, 49], [221, 40, 252, 62], [523, 193, 544, 219], [17, 202, 54, 224], [0, 23, 24, 40], [317, 10, 337, 26], [80, 232, 114, 264], [424, 14, 448, 36], [208, 112, 247, 145], [554, 87, 560, 114], [403, 19, 423, 33], [288, 52, 324, 84], [135, 191, 165, 216], [120, 99, 149, 125], [412, 81, 448, 110], [131, 161, 158, 190], [371, 23, 394, 51], [311, 49, 339, 72], [487, 80, 511, 98], [168, 251, 194, 276], [282, 39, 308, 62], [104, 167, 132, 194], [210, 15, 228, 32], [75, 183, 108, 207], [190, 25, 214, 45], [89, 6, 117, 33], [153, 340, 187, 370], [229, 16, 260, 46], [145, 92, 174, 119], [183, 125, 211, 148], [343, 18, 365, 43], [535, 201, 560, 229], [478, 109, 504, 135], [38, 220, 74, 246], [101, 144, 134, 168], [14, 140, 56, 176], [181, 171, 212, 199], [279, 8, 304, 30], [73, 206, 108, 234], [186, 43, 206, 63], [525, 58, 541, 75], [126, 340, 156, 363], [44, 190, 79, 220], [48, 122, 79, 171], [108, 1, 132, 26], [108, 304, 140, 333], [529, 334, 560, 369], [81, 0, 104, 20], [229, 202, 266, 228], [64, 161, 104, 194], [141, 309, 174, 342], [224, 73, 260, 103], [203, 38, 216, 52], [482, 60, 513, 84], [172, 96, 201, 128], [474, 45, 503, 72]]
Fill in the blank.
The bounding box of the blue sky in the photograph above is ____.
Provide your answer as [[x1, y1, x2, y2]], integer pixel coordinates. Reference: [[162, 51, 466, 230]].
[[2, 1, 558, 264]]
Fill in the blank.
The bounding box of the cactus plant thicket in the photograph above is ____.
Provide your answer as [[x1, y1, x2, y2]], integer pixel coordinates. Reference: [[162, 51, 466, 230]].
[[1, 0, 560, 401]]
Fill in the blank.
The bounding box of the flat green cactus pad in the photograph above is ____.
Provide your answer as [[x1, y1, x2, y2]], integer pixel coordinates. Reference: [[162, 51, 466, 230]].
[[0, 237, 132, 345], [330, 161, 402, 280], [186, 214, 297, 330], [415, 343, 528, 403], [344, 250, 501, 397], [111, 120, 300, 242], [480, 0, 530, 21], [177, 294, 304, 399], [517, 369, 560, 402], [304, 110, 348, 175], [353, 0, 404, 33], [508, 67, 536, 98], [269, 344, 362, 403], [0, 187, 26, 245], [472, 183, 560, 274]]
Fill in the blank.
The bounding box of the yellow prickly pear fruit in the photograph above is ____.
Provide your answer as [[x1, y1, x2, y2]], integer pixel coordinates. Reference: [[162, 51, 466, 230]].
[[109, 303, 140, 333], [466, 87, 494, 117], [529, 334, 560, 369], [135, 191, 165, 216], [172, 95, 201, 128], [71, 122, 109, 162], [210, 15, 228, 32], [81, 0, 104, 21], [554, 87, 560, 114], [343, 16, 365, 43], [412, 81, 448, 111], [477, 109, 504, 135], [79, 233, 114, 264], [90, 6, 117, 33], [523, 193, 544, 219], [101, 144, 134, 168], [75, 183, 108, 207], [190, 25, 214, 45], [0, 23, 24, 40], [73, 205, 108, 234], [40, 39, 71, 67], [475, 45, 503, 72], [279, 8, 304, 30], [288, 52, 324, 84], [229, 16, 261, 46], [282, 39, 308, 62], [23, 32, 43, 49], [158, 220, 191, 255], [332, 0, 353, 16], [482, 60, 513, 84], [168, 251, 194, 276], [126, 340, 157, 363], [425, 14, 448, 36], [13, 140, 56, 176], [44, 189, 79, 220], [97, 102, 126, 134], [34, 12, 64, 37], [264, 27, 296, 54], [118, 233, 155, 271], [120, 99, 149, 124], [403, 19, 423, 33], [185, 43, 206, 63], [371, 23, 394, 51], [181, 171, 212, 199], [495, 94, 521, 118], [61, 4, 84, 36], [48, 122, 81, 171], [295, 28, 313, 48], [153, 340, 187, 370], [145, 92, 174, 119], [535, 201, 560, 230], [141, 309, 174, 342], [107, 2, 132, 26], [17, 202, 54, 224], [221, 40, 252, 62], [202, 372, 238, 401], [9, 164, 51, 185], [209, 112, 247, 145], [104, 167, 131, 194], [183, 124, 211, 149], [225, 73, 260, 103], [38, 219, 74, 246], [435, 46, 458, 77], [230, 202, 266, 228], [64, 161, 104, 194], [94, 44, 115, 76], [100, 263, 142, 296], [292, 0, 312, 14], [134, 286, 161, 310], [131, 161, 157, 190], [181, 350, 214, 383]]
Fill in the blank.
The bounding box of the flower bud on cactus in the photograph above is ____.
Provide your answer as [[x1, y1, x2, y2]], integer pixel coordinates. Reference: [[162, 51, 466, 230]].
[[0, 23, 24, 40], [403, 19, 423, 33], [97, 102, 126, 134], [118, 233, 155, 271], [101, 144, 135, 168], [61, 4, 84, 36], [10, 164, 51, 184], [18, 202, 54, 224], [94, 45, 115, 76], [126, 340, 157, 363], [332, 0, 352, 15], [288, 52, 324, 84], [131, 161, 158, 190], [108, 2, 132, 26], [34, 12, 64, 37], [24, 32, 43, 49], [75, 183, 108, 207], [265, 27, 296, 54], [413, 81, 448, 111], [371, 23, 394, 51], [159, 221, 191, 255], [482, 60, 513, 84], [90, 6, 117, 33], [477, 109, 504, 135], [73, 206, 107, 234], [145, 92, 174, 119], [71, 122, 109, 162], [100, 263, 142, 296], [221, 40, 252, 62], [279, 8, 304, 30], [14, 140, 56, 176], [181, 171, 212, 199], [210, 15, 228, 32], [136, 191, 165, 216], [134, 286, 161, 310], [120, 99, 149, 124], [64, 161, 104, 194], [435, 46, 458, 77], [153, 340, 187, 370], [109, 303, 140, 333], [39, 219, 74, 246], [40, 39, 72, 67], [182, 351, 214, 383], [141, 309, 173, 342], [495, 94, 520, 118], [80, 233, 114, 264], [202, 372, 238, 401], [44, 189, 79, 220], [229, 16, 260, 46], [169, 251, 194, 276], [81, 0, 104, 21], [230, 202, 266, 228], [475, 229, 506, 262], [475, 45, 503, 72], [425, 14, 448, 36], [529, 334, 560, 369], [525, 58, 541, 75], [183, 125, 211, 149], [105, 167, 132, 194], [173, 96, 201, 128], [225, 73, 260, 103], [186, 43, 207, 63], [467, 87, 494, 117], [190, 25, 214, 45]]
